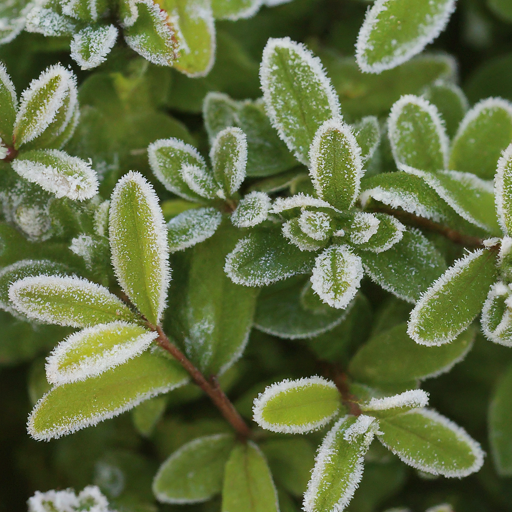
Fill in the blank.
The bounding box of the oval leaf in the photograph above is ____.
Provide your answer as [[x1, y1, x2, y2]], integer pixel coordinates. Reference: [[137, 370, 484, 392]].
[[495, 142, 512, 236], [0, 62, 17, 144], [70, 24, 118, 70]]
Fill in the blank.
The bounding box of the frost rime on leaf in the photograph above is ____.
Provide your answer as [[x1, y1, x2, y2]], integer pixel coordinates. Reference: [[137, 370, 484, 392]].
[[70, 25, 118, 70], [231, 191, 270, 228], [494, 142, 512, 235], [28, 485, 115, 512], [361, 389, 430, 413]]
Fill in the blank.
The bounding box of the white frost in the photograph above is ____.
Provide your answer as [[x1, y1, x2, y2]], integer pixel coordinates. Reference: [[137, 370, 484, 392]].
[[231, 191, 270, 228], [349, 212, 380, 245], [28, 485, 114, 512], [298, 210, 332, 240], [361, 389, 430, 412], [271, 193, 333, 214], [180, 164, 219, 200], [481, 282, 512, 348], [70, 25, 118, 70], [343, 414, 378, 442], [0, 61, 17, 111], [252, 376, 340, 434], [494, 142, 512, 236]]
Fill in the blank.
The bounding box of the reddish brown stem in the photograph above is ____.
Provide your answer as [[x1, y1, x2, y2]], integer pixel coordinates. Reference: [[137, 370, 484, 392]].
[[155, 325, 252, 440]]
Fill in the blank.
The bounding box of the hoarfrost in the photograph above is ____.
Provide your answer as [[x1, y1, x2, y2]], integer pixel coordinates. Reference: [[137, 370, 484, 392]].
[[494, 142, 512, 235], [70, 25, 118, 70], [231, 191, 270, 228], [180, 163, 219, 200], [362, 389, 429, 412], [271, 193, 333, 214], [298, 210, 332, 240], [0, 61, 17, 110], [343, 414, 378, 443], [28, 485, 115, 512], [252, 376, 340, 434], [25, 6, 76, 37], [481, 282, 512, 347], [349, 212, 380, 245]]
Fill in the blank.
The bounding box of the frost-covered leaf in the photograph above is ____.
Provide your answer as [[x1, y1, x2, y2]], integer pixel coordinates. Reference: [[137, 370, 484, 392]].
[[489, 362, 512, 476], [481, 282, 512, 347], [222, 441, 279, 512], [0, 63, 17, 144], [354, 213, 405, 253], [231, 191, 270, 228], [311, 245, 364, 310], [408, 249, 497, 346], [388, 95, 449, 172], [211, 127, 247, 197], [0, 259, 69, 315], [350, 323, 475, 384], [225, 229, 316, 286], [211, 0, 262, 20], [45, 321, 158, 385], [12, 149, 99, 200], [109, 171, 170, 326], [423, 81, 468, 139], [282, 217, 328, 252], [28, 349, 188, 441], [253, 377, 342, 433], [355, 0, 457, 73], [180, 164, 219, 199], [449, 98, 512, 180], [0, 0, 30, 44], [168, 207, 222, 252], [25, 3, 76, 37], [377, 409, 484, 477], [261, 37, 341, 164], [360, 229, 447, 303], [353, 116, 380, 163], [70, 24, 118, 70], [14, 64, 77, 149], [309, 119, 363, 210], [271, 193, 333, 216], [303, 415, 377, 512], [348, 212, 381, 246], [28, 486, 114, 512], [495, 143, 512, 235], [299, 211, 333, 241], [62, 0, 109, 21], [254, 276, 349, 339], [173, 0, 215, 77], [153, 434, 235, 504], [203, 93, 295, 177], [9, 275, 140, 327], [361, 389, 430, 418], [124, 0, 180, 67], [148, 138, 209, 202], [167, 224, 258, 375]]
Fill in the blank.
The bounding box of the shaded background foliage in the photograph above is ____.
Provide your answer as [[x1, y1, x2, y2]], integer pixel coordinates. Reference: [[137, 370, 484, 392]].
[[3, 0, 512, 510]]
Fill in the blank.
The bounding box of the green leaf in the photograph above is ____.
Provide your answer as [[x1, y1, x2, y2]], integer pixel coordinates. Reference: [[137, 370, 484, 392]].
[[353, 116, 380, 163], [109, 171, 170, 326], [260, 37, 340, 164], [153, 434, 235, 503], [70, 25, 118, 70], [254, 276, 348, 339], [303, 415, 377, 512], [449, 98, 512, 180], [282, 217, 329, 252], [489, 0, 512, 22], [353, 213, 405, 253], [211, 127, 247, 197], [408, 249, 498, 346], [356, 0, 457, 73], [231, 191, 271, 228], [132, 395, 168, 436], [489, 362, 512, 475], [0, 63, 16, 144], [309, 119, 363, 210], [62, 0, 109, 21], [0, 0, 27, 44], [377, 409, 484, 477], [167, 223, 258, 375], [222, 441, 279, 512], [203, 93, 296, 177], [360, 389, 430, 419], [45, 321, 158, 385], [481, 282, 512, 347], [495, 143, 512, 235], [225, 229, 316, 287], [28, 350, 189, 441], [167, 207, 222, 252], [359, 229, 447, 303], [261, 438, 316, 497], [148, 138, 209, 202], [349, 323, 475, 384], [211, 0, 261, 20], [253, 376, 342, 433], [388, 95, 449, 172], [311, 245, 364, 310], [423, 81, 469, 139], [9, 275, 140, 328], [172, 0, 215, 77], [12, 149, 99, 201], [124, 0, 179, 66], [14, 64, 77, 149]]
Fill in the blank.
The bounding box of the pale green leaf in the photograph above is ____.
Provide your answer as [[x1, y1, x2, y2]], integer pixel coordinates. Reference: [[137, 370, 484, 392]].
[[222, 441, 279, 512], [211, 0, 262, 20], [388, 94, 449, 171], [253, 376, 342, 433], [309, 119, 363, 210], [356, 0, 457, 73], [353, 116, 380, 163], [225, 229, 316, 286], [132, 394, 168, 436], [180, 164, 219, 199], [495, 143, 512, 235], [260, 37, 341, 164], [303, 415, 377, 512], [109, 171, 170, 325], [231, 191, 270, 228], [282, 217, 328, 252], [349, 323, 475, 384], [0, 62, 17, 144], [28, 350, 189, 441], [360, 389, 430, 419], [449, 98, 512, 180], [408, 249, 497, 346], [70, 24, 118, 70], [377, 409, 484, 477], [354, 213, 405, 253], [62, 0, 109, 21], [46, 321, 158, 385], [153, 434, 235, 503], [0, 0, 27, 44], [9, 275, 140, 328], [481, 282, 512, 347]]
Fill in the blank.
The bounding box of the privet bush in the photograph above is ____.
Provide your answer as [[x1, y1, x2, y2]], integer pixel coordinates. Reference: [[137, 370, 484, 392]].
[[2, 0, 512, 510]]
